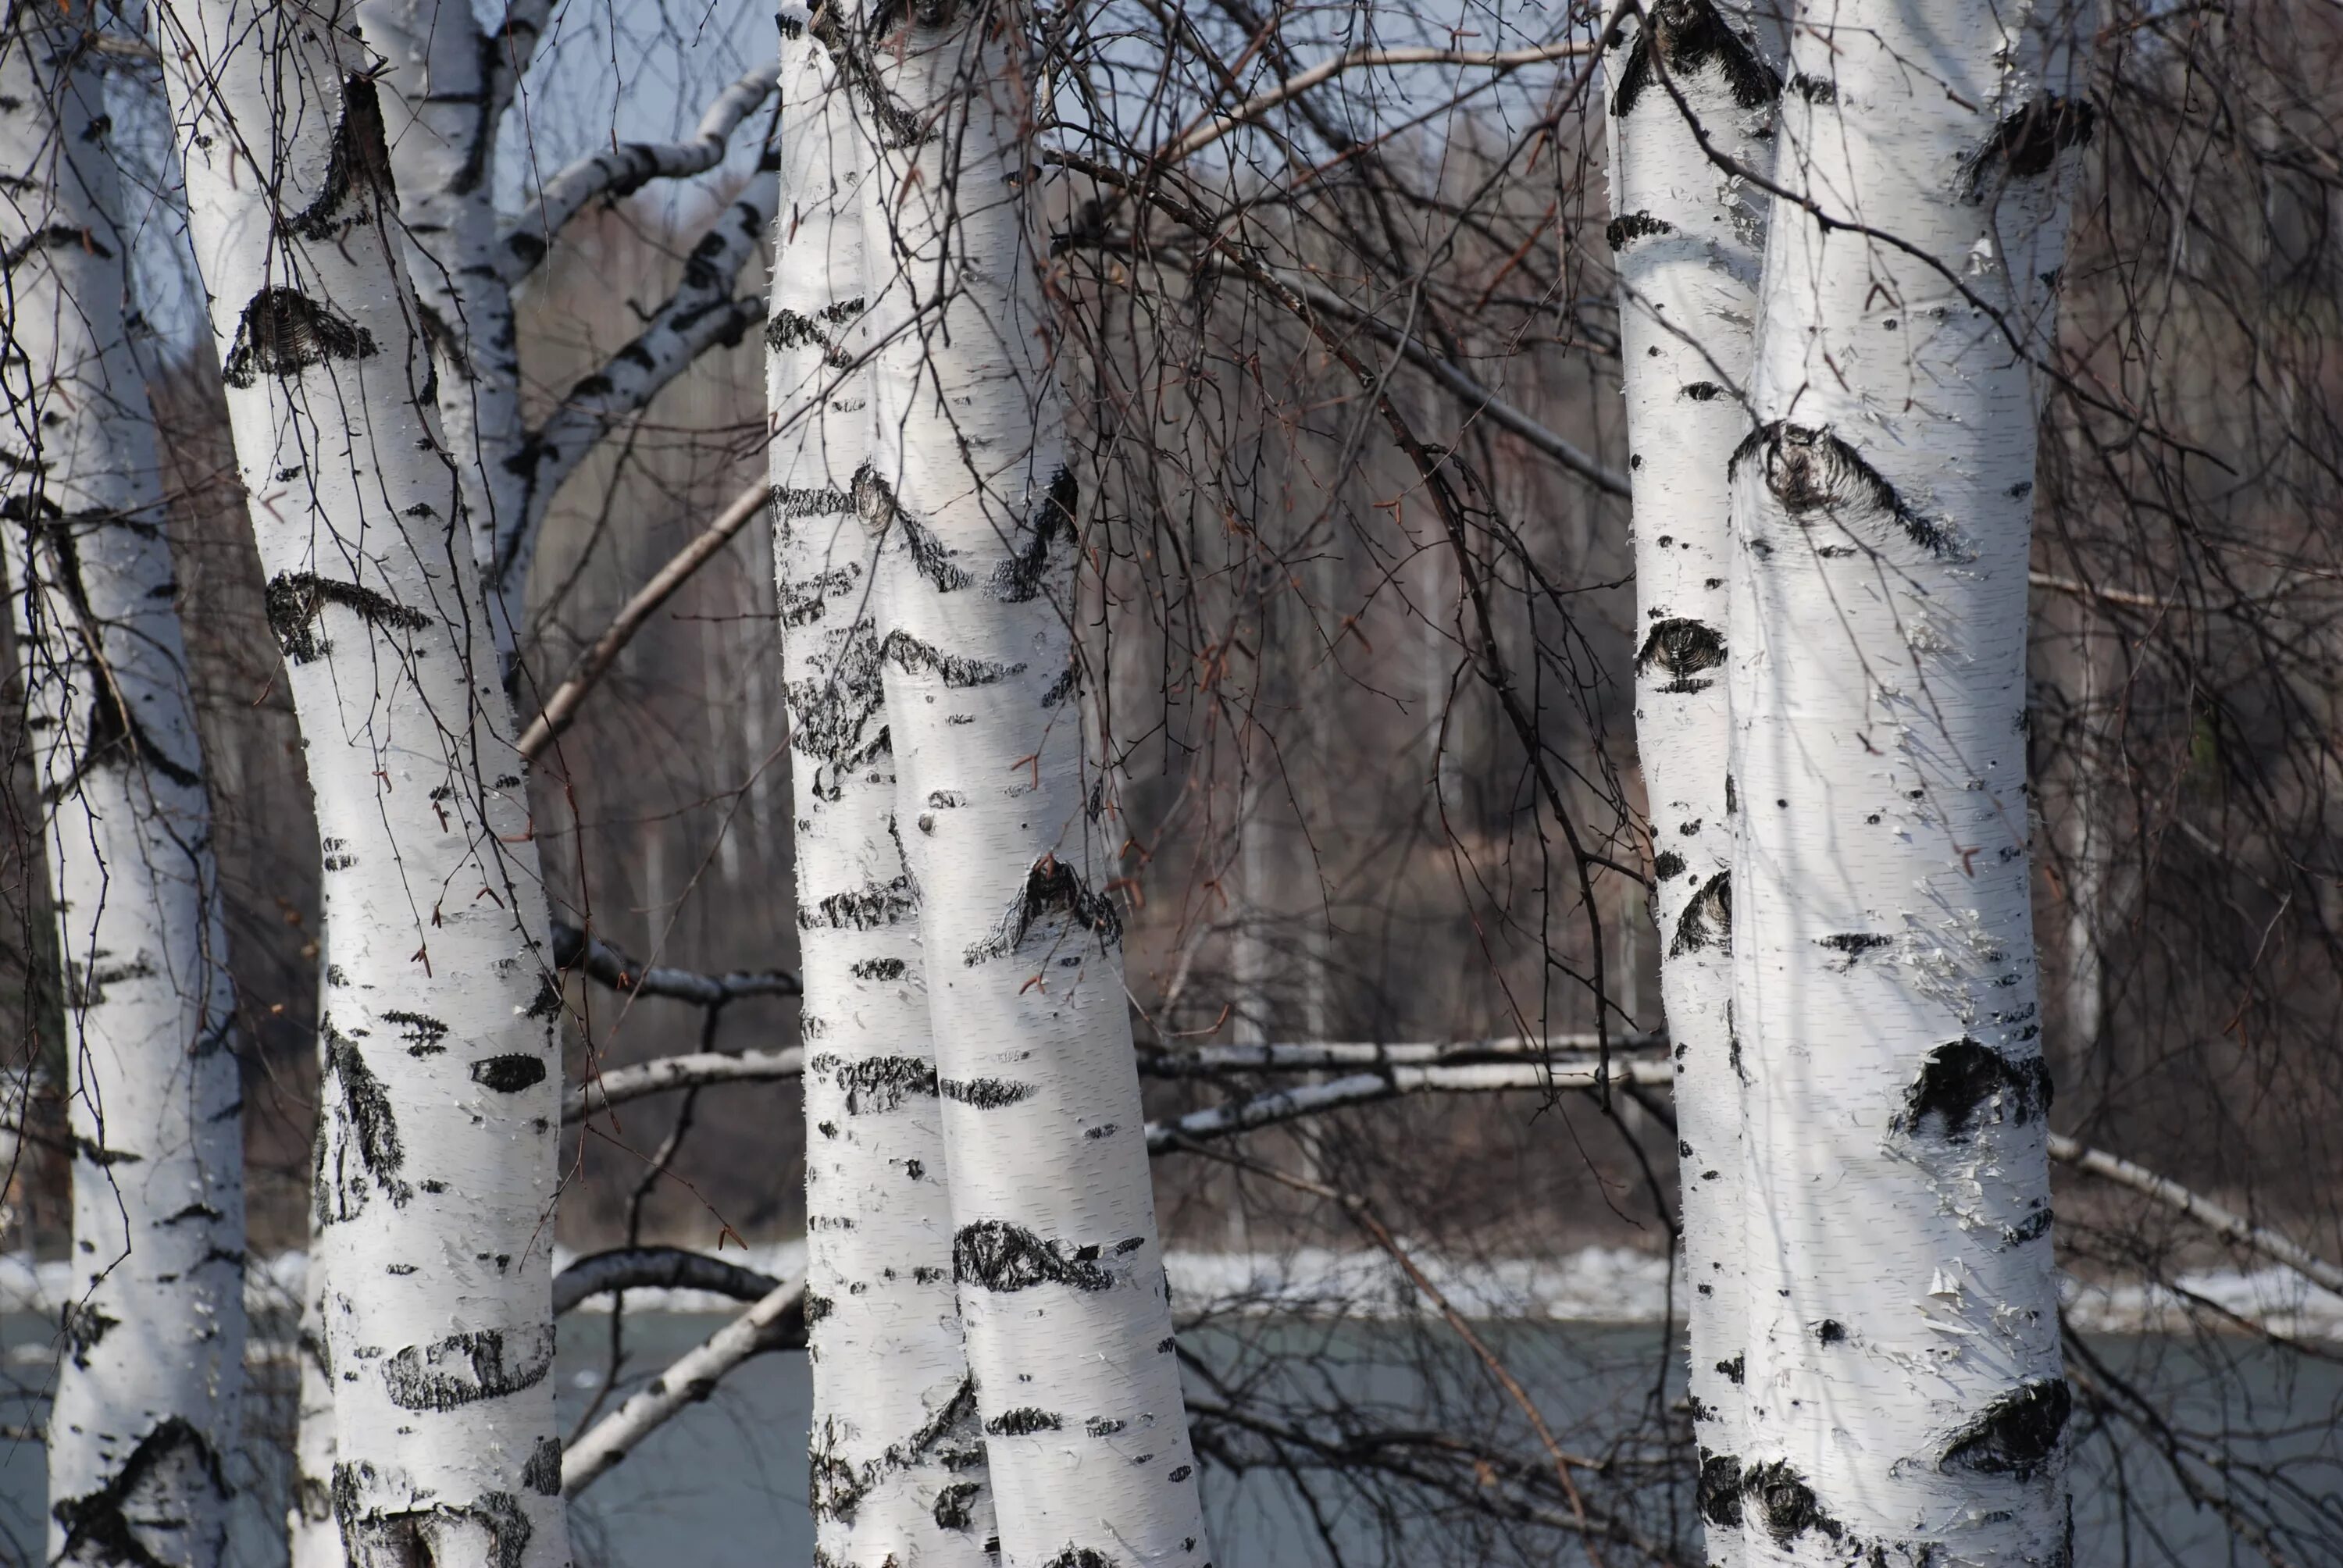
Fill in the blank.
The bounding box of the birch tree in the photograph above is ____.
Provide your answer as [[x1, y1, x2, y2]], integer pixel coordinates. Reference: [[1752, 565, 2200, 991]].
[[1601, 4, 1777, 1557], [843, 0, 1214, 1559], [1, 9, 244, 1562], [154, 2, 570, 1563], [1728, 0, 2090, 1557], [769, 9, 995, 1561]]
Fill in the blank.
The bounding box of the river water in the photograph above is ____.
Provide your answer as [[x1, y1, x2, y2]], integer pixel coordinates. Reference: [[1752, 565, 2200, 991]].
[[0, 1312, 2333, 1565]]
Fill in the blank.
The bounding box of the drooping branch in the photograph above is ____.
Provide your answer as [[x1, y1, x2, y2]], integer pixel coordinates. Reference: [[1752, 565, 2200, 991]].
[[559, 1274, 807, 1498], [497, 69, 777, 284], [519, 479, 769, 760], [2049, 1135, 2343, 1296], [498, 176, 776, 600], [551, 919, 801, 1007], [562, 1048, 804, 1124], [1141, 1032, 1664, 1074], [552, 1246, 783, 1315]]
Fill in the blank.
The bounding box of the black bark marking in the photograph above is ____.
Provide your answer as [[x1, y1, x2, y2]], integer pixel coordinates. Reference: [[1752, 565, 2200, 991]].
[[785, 633, 893, 779], [993, 467, 1079, 603], [1816, 1318, 1846, 1344], [1742, 1459, 1844, 1547], [522, 1437, 562, 1495], [1638, 618, 1724, 694], [850, 957, 907, 980], [765, 305, 855, 368], [1788, 71, 1837, 104], [221, 288, 378, 387], [1715, 1353, 1744, 1384], [881, 627, 1020, 687], [1043, 1551, 1117, 1568], [380, 1326, 555, 1412], [811, 1052, 938, 1114], [2004, 1204, 2054, 1246], [64, 1302, 118, 1369], [1653, 850, 1686, 880], [383, 1010, 448, 1055], [334, 1474, 533, 1568], [1042, 661, 1080, 709], [854, 463, 972, 590], [1817, 931, 1892, 968], [1670, 871, 1731, 957], [265, 572, 431, 663], [1696, 1450, 1743, 1527], [1730, 422, 1951, 556], [1896, 1039, 2052, 1141], [1681, 381, 1724, 401], [805, 874, 918, 930], [1942, 1378, 2072, 1481], [281, 76, 396, 241], [1610, 0, 1780, 119], [317, 1025, 412, 1221], [1603, 210, 1674, 251], [985, 1406, 1062, 1436], [941, 1077, 1038, 1108], [933, 1481, 982, 1530], [954, 1220, 1115, 1292], [777, 560, 861, 628], [803, 1292, 834, 1327], [524, 975, 563, 1021], [1963, 95, 2096, 196], [51, 1415, 228, 1566], [965, 857, 1122, 965], [471, 1054, 547, 1092]]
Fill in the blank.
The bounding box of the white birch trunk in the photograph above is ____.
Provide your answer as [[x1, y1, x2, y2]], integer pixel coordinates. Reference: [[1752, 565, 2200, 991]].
[[355, 0, 533, 657], [1600, 5, 1777, 1558], [2, 13, 246, 1563], [769, 12, 994, 1563], [851, 7, 1212, 1564], [155, 5, 570, 1563], [1726, 0, 2091, 1559]]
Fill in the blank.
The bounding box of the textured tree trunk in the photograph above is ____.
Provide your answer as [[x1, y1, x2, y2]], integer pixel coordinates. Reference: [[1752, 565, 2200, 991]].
[[1727, 0, 2088, 1559], [1600, 5, 1777, 1559], [1, 11, 246, 1563], [851, 5, 1213, 1563], [769, 12, 995, 1563], [355, 0, 533, 655], [155, 4, 570, 1564]]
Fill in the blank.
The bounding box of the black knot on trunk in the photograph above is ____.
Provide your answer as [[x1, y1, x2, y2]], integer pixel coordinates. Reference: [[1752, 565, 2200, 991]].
[[1741, 1459, 1845, 1547], [1896, 1038, 2052, 1141], [1696, 1449, 1744, 1527], [983, 1406, 1062, 1437], [1636, 618, 1725, 693], [953, 1220, 1115, 1292], [1671, 871, 1731, 957], [1942, 1377, 2073, 1481], [223, 288, 379, 387], [965, 855, 1122, 964], [1731, 422, 1951, 556], [471, 1054, 547, 1093], [1610, 0, 1781, 119], [1603, 210, 1674, 251], [1964, 95, 2098, 196]]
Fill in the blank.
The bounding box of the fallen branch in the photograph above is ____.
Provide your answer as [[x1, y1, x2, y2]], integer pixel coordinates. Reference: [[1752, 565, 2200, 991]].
[[551, 919, 800, 1007], [560, 1274, 807, 1498], [2049, 1134, 2343, 1296], [563, 1046, 804, 1124], [520, 480, 770, 760], [1146, 1060, 1674, 1151], [553, 1246, 784, 1315], [1143, 1032, 1664, 1074]]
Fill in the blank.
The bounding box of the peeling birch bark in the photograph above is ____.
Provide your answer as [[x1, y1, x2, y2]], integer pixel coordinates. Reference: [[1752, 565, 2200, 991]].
[[155, 5, 570, 1563], [1727, 0, 2091, 1559], [1602, 4, 1778, 1557], [2, 12, 245, 1563], [771, 12, 995, 1563], [851, 3, 1212, 1562]]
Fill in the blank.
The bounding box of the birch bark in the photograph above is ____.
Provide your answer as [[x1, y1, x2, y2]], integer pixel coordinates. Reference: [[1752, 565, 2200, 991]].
[[155, 4, 570, 1563], [851, 5, 1211, 1562], [2, 12, 245, 1563], [1600, 7, 1777, 1557], [1726, 0, 2090, 1559], [769, 12, 994, 1563]]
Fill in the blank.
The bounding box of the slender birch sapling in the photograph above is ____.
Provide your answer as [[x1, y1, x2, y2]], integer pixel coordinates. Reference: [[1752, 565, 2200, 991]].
[[1, 10, 245, 1562]]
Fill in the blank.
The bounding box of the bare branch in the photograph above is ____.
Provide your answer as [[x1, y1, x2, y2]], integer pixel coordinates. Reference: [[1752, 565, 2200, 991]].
[[1157, 40, 1599, 167], [560, 1274, 806, 1498], [497, 69, 778, 284], [1146, 1060, 1675, 1151], [551, 919, 801, 1007], [520, 479, 769, 760], [553, 1245, 783, 1315], [562, 1047, 804, 1125], [1143, 1032, 1664, 1074], [2049, 1135, 2343, 1296]]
